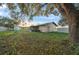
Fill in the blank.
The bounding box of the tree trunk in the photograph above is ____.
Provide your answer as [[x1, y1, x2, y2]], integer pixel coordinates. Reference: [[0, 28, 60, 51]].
[[61, 3, 79, 43], [68, 12, 79, 43]]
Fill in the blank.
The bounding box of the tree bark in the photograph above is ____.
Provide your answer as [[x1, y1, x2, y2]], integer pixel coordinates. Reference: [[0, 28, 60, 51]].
[[68, 11, 79, 43], [61, 3, 79, 43]]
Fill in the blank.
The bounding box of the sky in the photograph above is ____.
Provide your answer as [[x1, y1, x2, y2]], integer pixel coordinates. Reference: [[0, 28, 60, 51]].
[[0, 4, 10, 17], [32, 14, 61, 25], [0, 4, 61, 25]]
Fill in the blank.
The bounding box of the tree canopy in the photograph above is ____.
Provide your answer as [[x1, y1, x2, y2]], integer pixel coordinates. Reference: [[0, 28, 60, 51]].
[[0, 16, 20, 30]]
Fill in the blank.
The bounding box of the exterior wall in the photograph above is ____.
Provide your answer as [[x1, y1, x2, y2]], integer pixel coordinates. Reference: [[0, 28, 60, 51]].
[[56, 26, 69, 33], [39, 25, 49, 32], [38, 23, 57, 32], [0, 26, 8, 31], [57, 28, 69, 33], [48, 23, 57, 32]]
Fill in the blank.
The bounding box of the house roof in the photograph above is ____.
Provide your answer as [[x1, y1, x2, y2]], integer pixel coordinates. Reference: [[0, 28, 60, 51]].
[[31, 22, 57, 27]]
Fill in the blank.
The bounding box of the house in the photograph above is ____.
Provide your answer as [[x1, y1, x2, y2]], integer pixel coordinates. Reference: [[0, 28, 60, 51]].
[[30, 22, 57, 32], [56, 25, 69, 33]]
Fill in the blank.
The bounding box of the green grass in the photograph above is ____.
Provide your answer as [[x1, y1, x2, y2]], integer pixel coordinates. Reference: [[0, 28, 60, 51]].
[[0, 31, 14, 35], [0, 31, 77, 55]]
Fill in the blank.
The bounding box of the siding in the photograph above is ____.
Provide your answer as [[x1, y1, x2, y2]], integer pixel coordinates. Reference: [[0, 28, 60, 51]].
[[48, 23, 57, 32], [56, 26, 69, 33], [39, 25, 49, 32], [39, 23, 57, 32], [57, 28, 69, 33]]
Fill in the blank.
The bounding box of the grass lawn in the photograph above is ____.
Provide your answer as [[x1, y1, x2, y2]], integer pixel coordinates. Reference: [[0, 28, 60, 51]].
[[0, 31, 78, 55]]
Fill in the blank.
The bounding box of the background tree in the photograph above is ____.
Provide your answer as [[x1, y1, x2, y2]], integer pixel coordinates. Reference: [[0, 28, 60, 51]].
[[0, 4, 21, 30], [58, 15, 68, 26], [0, 16, 20, 30]]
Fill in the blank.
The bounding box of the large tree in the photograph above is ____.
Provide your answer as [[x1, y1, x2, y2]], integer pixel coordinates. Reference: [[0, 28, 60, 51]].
[[57, 4, 79, 43]]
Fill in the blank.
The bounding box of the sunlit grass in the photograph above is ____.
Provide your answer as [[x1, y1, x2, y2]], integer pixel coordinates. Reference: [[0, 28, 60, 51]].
[[0, 31, 15, 38]]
